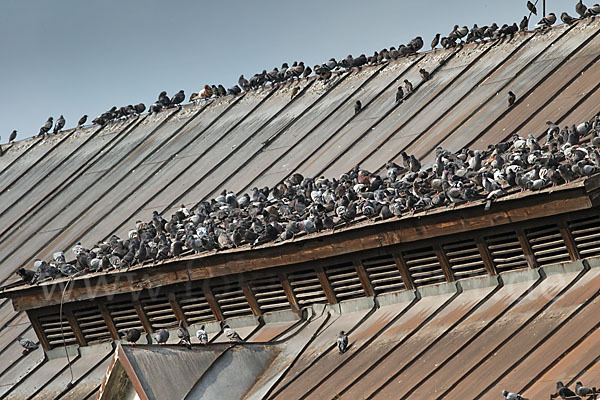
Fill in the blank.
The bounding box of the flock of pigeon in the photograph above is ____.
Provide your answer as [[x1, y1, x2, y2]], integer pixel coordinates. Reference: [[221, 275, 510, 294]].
[[502, 381, 598, 399], [15, 110, 600, 286], [3, 0, 597, 150]]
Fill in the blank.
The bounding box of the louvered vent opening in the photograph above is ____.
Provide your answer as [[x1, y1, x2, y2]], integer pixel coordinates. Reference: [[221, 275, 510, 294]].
[[568, 215, 600, 258], [443, 239, 487, 278], [287, 268, 327, 307], [485, 231, 528, 273], [324, 262, 365, 301], [141, 293, 178, 330], [73, 305, 112, 343], [39, 312, 77, 348], [210, 279, 253, 318], [403, 246, 446, 286], [361, 254, 405, 294], [107, 299, 145, 336], [175, 287, 215, 325], [526, 224, 570, 266], [248, 275, 290, 313]]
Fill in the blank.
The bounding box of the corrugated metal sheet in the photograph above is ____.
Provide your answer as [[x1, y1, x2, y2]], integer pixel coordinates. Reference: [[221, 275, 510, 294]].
[[1, 19, 600, 398]]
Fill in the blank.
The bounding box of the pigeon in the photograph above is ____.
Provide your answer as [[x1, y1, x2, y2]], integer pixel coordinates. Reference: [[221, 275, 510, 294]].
[[337, 330, 348, 354], [396, 86, 404, 103], [238, 75, 250, 91], [126, 328, 141, 346], [154, 328, 169, 345], [554, 381, 579, 399], [575, 382, 595, 397], [561, 12, 577, 24], [53, 115, 65, 134], [290, 86, 300, 99], [196, 325, 208, 344], [134, 103, 146, 114], [536, 13, 557, 28], [39, 117, 53, 136], [354, 100, 362, 115], [520, 16, 529, 31], [16, 267, 36, 283], [431, 33, 441, 50], [527, 0, 537, 15], [224, 325, 242, 342], [502, 390, 527, 400], [404, 79, 413, 94], [9, 130, 17, 143], [177, 320, 191, 349], [158, 91, 171, 107], [576, 0, 588, 18], [170, 90, 185, 106], [508, 91, 516, 107], [77, 115, 88, 128], [420, 68, 430, 81], [16, 337, 39, 355]]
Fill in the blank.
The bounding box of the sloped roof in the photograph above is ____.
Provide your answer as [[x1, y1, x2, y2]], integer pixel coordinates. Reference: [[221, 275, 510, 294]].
[[1, 18, 600, 398]]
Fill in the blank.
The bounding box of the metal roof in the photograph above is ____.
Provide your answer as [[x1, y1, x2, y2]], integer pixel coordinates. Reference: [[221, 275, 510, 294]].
[[1, 18, 600, 398]]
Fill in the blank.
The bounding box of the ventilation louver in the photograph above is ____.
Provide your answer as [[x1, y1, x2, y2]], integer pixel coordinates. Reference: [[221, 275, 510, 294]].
[[39, 312, 77, 348], [402, 246, 446, 286], [73, 305, 112, 343], [287, 268, 328, 307], [107, 299, 145, 336], [361, 254, 405, 294], [526, 224, 570, 266], [568, 215, 600, 258], [141, 293, 179, 330], [485, 231, 528, 273], [210, 279, 253, 318], [248, 275, 290, 313], [443, 239, 487, 279], [324, 261, 365, 301], [175, 287, 215, 325]]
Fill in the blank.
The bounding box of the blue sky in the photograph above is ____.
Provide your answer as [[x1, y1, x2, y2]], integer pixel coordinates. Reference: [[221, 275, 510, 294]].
[[0, 0, 578, 141]]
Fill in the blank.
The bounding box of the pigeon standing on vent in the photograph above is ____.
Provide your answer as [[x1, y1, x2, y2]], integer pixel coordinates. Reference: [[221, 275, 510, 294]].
[[155, 328, 169, 345], [508, 91, 516, 107], [552, 381, 579, 399], [196, 325, 208, 345], [16, 337, 39, 355], [337, 331, 348, 354], [354, 100, 362, 115], [177, 320, 192, 349], [39, 117, 53, 137], [126, 328, 141, 346], [527, 0, 537, 15], [224, 325, 242, 342], [575, 382, 596, 397], [502, 390, 527, 399]]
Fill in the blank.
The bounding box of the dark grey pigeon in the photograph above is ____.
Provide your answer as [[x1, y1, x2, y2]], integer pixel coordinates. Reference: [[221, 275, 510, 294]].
[[9, 130, 17, 143], [337, 331, 348, 354], [556, 381, 578, 399], [527, 0, 537, 15], [155, 328, 169, 345], [134, 103, 146, 114], [354, 100, 362, 115], [170, 90, 185, 106], [396, 86, 404, 103], [431, 33, 440, 50], [561, 12, 577, 24], [576, 0, 588, 17], [39, 117, 53, 136], [238, 75, 250, 91], [508, 91, 516, 107], [53, 115, 65, 134], [158, 91, 171, 107], [77, 115, 87, 128], [126, 328, 141, 346], [520, 16, 529, 31]]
